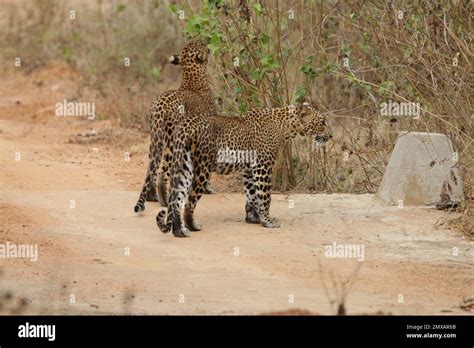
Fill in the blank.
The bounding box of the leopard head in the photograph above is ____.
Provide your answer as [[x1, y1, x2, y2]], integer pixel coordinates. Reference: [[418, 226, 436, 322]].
[[293, 102, 332, 144], [169, 39, 210, 67]]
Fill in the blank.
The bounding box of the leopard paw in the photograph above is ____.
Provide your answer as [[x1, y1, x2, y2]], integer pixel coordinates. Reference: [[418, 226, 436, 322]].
[[173, 225, 191, 237], [245, 211, 260, 224], [184, 211, 202, 231], [261, 217, 281, 228]]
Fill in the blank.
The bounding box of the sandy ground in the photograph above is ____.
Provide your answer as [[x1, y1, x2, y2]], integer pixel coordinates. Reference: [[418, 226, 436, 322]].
[[0, 65, 473, 315]]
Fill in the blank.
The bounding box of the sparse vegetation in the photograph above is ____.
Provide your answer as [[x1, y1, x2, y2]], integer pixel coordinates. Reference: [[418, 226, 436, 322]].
[[0, 0, 472, 202]]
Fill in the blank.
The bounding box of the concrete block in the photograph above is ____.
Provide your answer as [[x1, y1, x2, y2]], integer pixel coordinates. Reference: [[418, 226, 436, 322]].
[[377, 132, 464, 206]]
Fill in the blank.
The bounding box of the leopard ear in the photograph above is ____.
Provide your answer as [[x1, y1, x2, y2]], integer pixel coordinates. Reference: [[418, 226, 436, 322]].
[[169, 55, 180, 65], [196, 52, 206, 64], [299, 102, 311, 115]]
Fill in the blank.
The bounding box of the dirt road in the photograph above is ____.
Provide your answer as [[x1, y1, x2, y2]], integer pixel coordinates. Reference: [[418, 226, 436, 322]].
[[0, 66, 473, 315]]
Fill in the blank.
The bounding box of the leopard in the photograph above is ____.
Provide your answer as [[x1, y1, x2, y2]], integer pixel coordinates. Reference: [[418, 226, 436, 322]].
[[133, 39, 217, 213], [156, 102, 331, 237]]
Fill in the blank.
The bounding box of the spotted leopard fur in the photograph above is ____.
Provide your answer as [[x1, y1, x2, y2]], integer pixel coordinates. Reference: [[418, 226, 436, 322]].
[[156, 103, 330, 237], [134, 39, 217, 213]]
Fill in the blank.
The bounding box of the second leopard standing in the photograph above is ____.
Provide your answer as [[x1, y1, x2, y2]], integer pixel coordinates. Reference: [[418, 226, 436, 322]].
[[157, 103, 331, 237], [134, 39, 217, 213]]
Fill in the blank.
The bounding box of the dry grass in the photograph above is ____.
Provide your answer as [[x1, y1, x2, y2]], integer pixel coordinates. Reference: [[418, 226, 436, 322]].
[[445, 200, 474, 240], [0, 0, 182, 129], [0, 0, 472, 200], [172, 0, 473, 196]]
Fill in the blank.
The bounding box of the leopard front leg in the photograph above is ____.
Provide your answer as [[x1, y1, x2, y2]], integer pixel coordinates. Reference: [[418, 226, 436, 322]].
[[253, 165, 280, 228], [243, 169, 260, 224], [157, 146, 173, 207], [161, 142, 194, 237], [183, 157, 211, 231], [156, 120, 176, 207]]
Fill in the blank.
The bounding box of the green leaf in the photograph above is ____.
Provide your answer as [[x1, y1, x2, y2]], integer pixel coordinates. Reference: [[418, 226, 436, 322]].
[[321, 60, 338, 74], [151, 66, 161, 79], [206, 0, 225, 8], [294, 86, 306, 103], [260, 55, 280, 71], [210, 33, 219, 45], [342, 44, 352, 57], [378, 81, 395, 96], [252, 3, 264, 15], [260, 33, 271, 45], [300, 57, 318, 79], [208, 43, 220, 55], [239, 101, 248, 113], [249, 69, 263, 82], [117, 3, 126, 13], [168, 4, 178, 13]]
